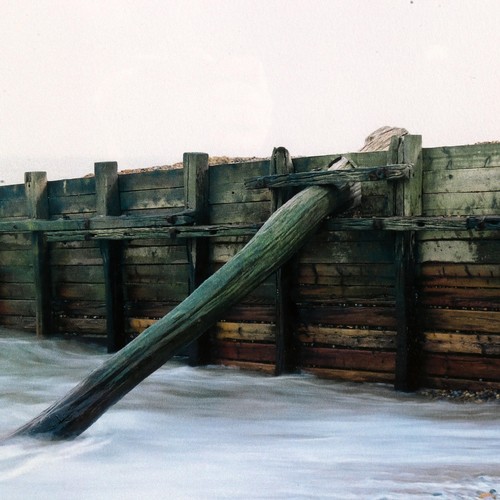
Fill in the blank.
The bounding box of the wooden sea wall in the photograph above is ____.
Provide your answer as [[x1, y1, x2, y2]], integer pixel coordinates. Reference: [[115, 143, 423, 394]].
[[0, 140, 499, 391]]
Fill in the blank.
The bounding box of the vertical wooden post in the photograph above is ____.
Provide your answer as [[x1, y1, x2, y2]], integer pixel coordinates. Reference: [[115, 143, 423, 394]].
[[391, 135, 423, 391], [25, 171, 51, 337], [183, 152, 210, 366], [95, 161, 125, 353], [271, 147, 297, 375]]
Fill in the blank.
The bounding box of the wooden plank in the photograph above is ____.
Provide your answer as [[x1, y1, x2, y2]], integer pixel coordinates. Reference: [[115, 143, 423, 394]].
[[119, 187, 184, 211], [423, 143, 500, 171], [0, 265, 34, 283], [302, 367, 394, 383], [124, 283, 188, 302], [299, 347, 396, 372], [423, 332, 500, 356], [123, 245, 188, 265], [118, 168, 184, 192], [296, 305, 397, 328], [54, 316, 107, 335], [48, 177, 96, 197], [25, 171, 52, 337], [245, 164, 412, 189], [95, 161, 125, 353], [298, 239, 395, 264], [49, 194, 96, 217], [210, 340, 276, 363], [422, 192, 499, 216], [421, 309, 499, 334], [422, 352, 500, 381], [220, 304, 275, 323], [0, 283, 35, 300], [297, 325, 396, 350], [419, 263, 500, 285], [418, 287, 500, 309], [209, 200, 270, 224], [298, 263, 395, 286], [0, 299, 36, 316], [418, 239, 499, 263], [293, 284, 394, 302], [211, 359, 276, 374], [0, 233, 32, 249], [213, 321, 275, 342], [52, 283, 106, 301], [0, 250, 33, 266], [423, 167, 499, 194], [123, 263, 190, 284], [419, 376, 500, 392]]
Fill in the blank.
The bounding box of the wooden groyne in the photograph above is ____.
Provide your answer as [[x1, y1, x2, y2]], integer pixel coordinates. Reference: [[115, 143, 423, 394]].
[[1, 131, 499, 393]]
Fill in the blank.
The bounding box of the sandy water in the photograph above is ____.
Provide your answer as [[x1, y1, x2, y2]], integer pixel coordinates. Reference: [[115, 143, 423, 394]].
[[0, 327, 498, 499]]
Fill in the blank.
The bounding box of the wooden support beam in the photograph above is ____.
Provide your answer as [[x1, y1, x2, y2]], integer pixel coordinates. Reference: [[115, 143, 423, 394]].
[[25, 171, 51, 337], [95, 162, 125, 353], [183, 152, 211, 366], [245, 163, 412, 189], [271, 147, 297, 376], [391, 135, 423, 392]]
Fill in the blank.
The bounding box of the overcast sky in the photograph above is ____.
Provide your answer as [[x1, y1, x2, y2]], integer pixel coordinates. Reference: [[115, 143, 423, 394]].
[[1, 0, 499, 185]]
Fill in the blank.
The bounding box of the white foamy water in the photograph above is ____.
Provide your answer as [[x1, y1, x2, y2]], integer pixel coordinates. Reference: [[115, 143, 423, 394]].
[[0, 327, 498, 499]]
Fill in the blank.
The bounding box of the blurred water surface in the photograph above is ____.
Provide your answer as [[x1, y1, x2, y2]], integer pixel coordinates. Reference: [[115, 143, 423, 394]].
[[0, 327, 498, 499]]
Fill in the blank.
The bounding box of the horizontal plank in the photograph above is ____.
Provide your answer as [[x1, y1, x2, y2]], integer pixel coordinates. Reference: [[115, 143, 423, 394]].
[[419, 376, 500, 392], [298, 240, 394, 264], [53, 283, 106, 301], [299, 347, 395, 372], [423, 167, 500, 194], [298, 263, 395, 286], [0, 315, 36, 331], [211, 360, 276, 374], [423, 143, 500, 171], [0, 299, 36, 316], [422, 352, 500, 381], [421, 309, 500, 334], [0, 197, 28, 218], [120, 187, 184, 211], [423, 332, 500, 356], [422, 192, 499, 216], [123, 245, 189, 265], [220, 304, 275, 323], [52, 265, 104, 284], [123, 264, 190, 284], [124, 283, 189, 302], [54, 316, 107, 335], [0, 250, 33, 266], [50, 247, 103, 266], [302, 367, 394, 383], [48, 177, 96, 197], [209, 201, 270, 224], [0, 283, 35, 300], [297, 305, 397, 328], [293, 285, 394, 302], [127, 317, 158, 334], [0, 266, 34, 283], [49, 194, 96, 217], [419, 263, 500, 282], [213, 321, 275, 342], [0, 233, 32, 249], [245, 164, 411, 189], [208, 160, 269, 187], [326, 216, 500, 232], [297, 325, 396, 350], [418, 239, 500, 263], [118, 168, 184, 192], [418, 287, 500, 309], [211, 340, 276, 363]]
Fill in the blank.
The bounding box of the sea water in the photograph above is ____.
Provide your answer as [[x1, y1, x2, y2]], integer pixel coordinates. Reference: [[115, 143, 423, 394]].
[[0, 327, 498, 499]]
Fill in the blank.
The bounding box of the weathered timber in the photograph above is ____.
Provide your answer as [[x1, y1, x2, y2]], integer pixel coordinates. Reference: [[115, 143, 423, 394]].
[[8, 147, 362, 439], [302, 367, 394, 384], [245, 163, 412, 189], [25, 172, 52, 337], [423, 332, 500, 356], [271, 147, 297, 375], [95, 162, 125, 353], [422, 353, 500, 381], [392, 135, 422, 392], [325, 215, 500, 231], [183, 153, 211, 366]]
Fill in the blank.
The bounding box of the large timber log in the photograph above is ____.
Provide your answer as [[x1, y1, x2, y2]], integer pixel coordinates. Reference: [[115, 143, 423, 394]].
[[7, 126, 407, 440]]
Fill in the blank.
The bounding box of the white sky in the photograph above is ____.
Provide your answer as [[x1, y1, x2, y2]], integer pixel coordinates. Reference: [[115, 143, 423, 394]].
[[1, 0, 499, 184]]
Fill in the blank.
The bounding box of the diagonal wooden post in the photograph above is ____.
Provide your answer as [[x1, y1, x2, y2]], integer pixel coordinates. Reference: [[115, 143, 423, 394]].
[[25, 171, 51, 337]]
